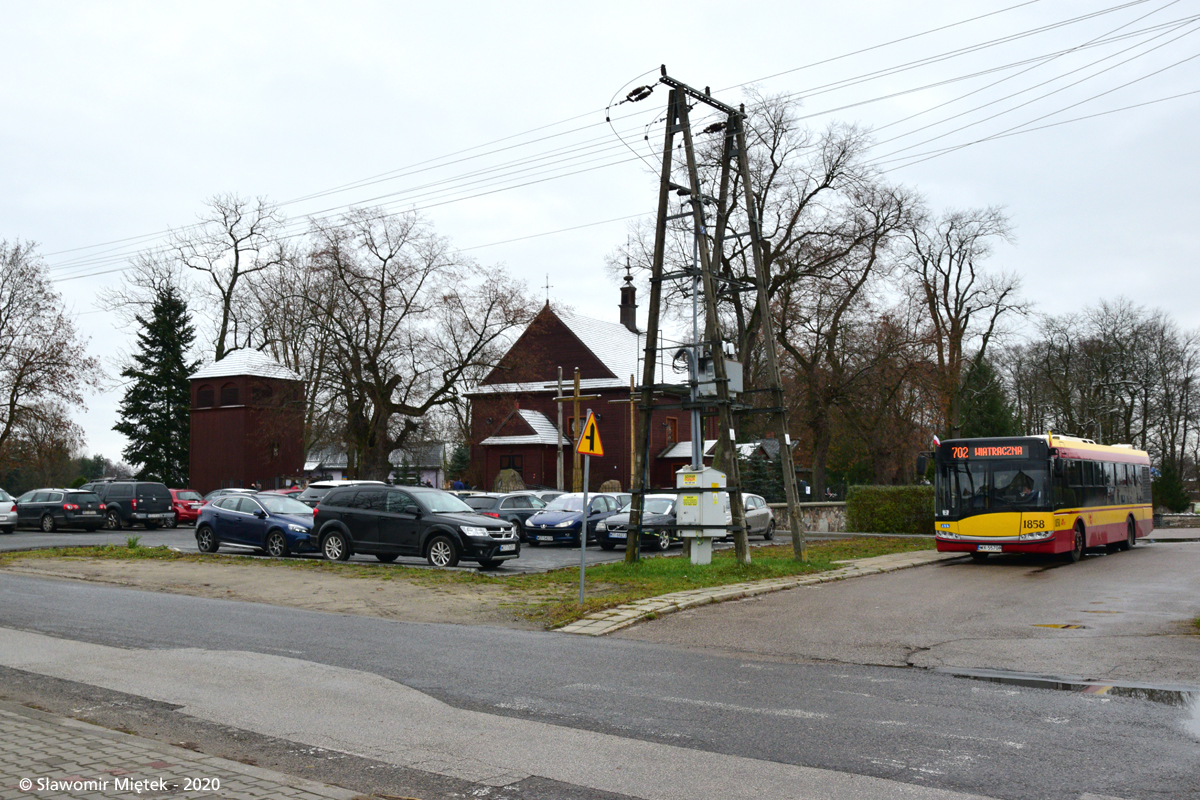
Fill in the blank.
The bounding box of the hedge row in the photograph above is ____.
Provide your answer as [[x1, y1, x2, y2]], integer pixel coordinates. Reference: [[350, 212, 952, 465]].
[[845, 485, 934, 535]]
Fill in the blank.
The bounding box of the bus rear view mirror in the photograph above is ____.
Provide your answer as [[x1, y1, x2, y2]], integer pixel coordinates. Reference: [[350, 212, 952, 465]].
[[916, 454, 928, 476]]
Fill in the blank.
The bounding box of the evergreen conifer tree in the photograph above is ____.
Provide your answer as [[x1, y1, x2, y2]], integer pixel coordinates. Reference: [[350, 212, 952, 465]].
[[114, 286, 199, 486]]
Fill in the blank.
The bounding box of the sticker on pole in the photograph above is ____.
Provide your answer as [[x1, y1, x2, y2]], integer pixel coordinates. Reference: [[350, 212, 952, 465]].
[[576, 411, 604, 457]]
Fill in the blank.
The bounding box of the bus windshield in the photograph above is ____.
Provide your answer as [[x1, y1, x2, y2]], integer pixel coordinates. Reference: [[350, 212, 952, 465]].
[[936, 458, 1050, 519]]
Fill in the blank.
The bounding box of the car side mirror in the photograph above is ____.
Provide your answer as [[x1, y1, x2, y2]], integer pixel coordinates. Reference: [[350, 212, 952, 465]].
[[403, 504, 421, 516], [255, 510, 267, 519]]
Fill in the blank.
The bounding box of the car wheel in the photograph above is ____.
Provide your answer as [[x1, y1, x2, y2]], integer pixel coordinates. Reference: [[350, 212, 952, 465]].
[[322, 531, 351, 561], [105, 510, 122, 531], [168, 516, 179, 529], [478, 559, 502, 570], [763, 519, 776, 541], [0, 526, 13, 535], [265, 530, 290, 558], [40, 514, 57, 533], [375, 553, 398, 563], [196, 525, 219, 553], [427, 535, 459, 568], [1066, 522, 1086, 563], [599, 541, 616, 551], [655, 531, 672, 551]]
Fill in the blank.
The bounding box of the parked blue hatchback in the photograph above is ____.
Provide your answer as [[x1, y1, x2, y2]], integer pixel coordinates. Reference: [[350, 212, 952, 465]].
[[523, 492, 623, 546], [195, 493, 316, 557]]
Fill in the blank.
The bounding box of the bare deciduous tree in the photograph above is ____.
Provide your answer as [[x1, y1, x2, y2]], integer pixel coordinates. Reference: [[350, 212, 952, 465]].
[[306, 209, 536, 480], [0, 240, 101, 465], [172, 193, 289, 361], [904, 207, 1026, 438]]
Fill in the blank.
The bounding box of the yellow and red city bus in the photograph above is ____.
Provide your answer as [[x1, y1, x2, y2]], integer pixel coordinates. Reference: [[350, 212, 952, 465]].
[[933, 433, 1152, 562]]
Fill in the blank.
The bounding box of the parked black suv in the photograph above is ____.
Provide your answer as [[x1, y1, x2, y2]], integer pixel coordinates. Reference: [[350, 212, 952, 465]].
[[82, 479, 174, 530], [14, 488, 105, 532], [313, 485, 520, 569]]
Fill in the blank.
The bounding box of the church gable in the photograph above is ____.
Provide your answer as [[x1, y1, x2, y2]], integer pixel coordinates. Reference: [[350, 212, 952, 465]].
[[481, 305, 614, 386]]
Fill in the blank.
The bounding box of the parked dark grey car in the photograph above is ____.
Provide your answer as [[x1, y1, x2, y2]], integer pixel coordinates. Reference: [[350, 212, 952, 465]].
[[313, 485, 520, 569], [461, 492, 548, 542], [82, 479, 174, 530], [14, 488, 105, 532]]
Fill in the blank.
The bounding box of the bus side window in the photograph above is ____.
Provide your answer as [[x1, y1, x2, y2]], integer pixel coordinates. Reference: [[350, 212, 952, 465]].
[[1104, 462, 1116, 506]]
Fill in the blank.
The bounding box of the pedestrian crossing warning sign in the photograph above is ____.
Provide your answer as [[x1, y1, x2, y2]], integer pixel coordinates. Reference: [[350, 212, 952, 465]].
[[576, 411, 604, 457]]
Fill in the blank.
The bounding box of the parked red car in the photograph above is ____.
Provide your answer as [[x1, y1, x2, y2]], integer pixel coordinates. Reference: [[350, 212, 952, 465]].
[[170, 489, 205, 527]]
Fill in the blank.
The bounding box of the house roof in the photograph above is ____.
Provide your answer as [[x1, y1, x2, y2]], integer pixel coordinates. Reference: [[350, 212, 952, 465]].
[[659, 439, 784, 461], [659, 439, 719, 460], [480, 409, 568, 447], [190, 349, 302, 382]]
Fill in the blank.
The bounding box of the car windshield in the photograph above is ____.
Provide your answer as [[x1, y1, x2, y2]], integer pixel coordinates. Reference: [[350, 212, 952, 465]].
[[644, 497, 675, 515], [177, 491, 202, 502], [71, 493, 101, 504], [300, 486, 333, 500], [417, 491, 473, 514], [256, 495, 313, 515], [546, 495, 584, 512]]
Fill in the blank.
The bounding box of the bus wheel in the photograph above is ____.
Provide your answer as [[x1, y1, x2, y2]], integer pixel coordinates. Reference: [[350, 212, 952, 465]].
[[970, 552, 989, 563], [1066, 523, 1086, 563], [1119, 517, 1136, 551]]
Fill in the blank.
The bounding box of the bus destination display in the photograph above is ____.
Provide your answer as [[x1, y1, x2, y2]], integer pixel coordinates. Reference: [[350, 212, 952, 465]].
[[947, 443, 1026, 460]]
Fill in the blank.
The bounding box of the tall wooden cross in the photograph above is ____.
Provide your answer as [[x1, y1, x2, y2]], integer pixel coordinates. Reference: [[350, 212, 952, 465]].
[[554, 368, 600, 491]]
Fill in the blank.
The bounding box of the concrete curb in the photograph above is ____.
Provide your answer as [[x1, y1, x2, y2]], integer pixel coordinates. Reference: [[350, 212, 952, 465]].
[[558, 549, 962, 636]]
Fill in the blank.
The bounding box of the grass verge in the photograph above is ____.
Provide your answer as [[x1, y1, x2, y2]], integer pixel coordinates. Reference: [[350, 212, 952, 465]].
[[0, 537, 934, 628]]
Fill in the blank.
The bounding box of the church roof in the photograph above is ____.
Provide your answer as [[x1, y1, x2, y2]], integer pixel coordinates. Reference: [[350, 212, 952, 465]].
[[480, 409, 567, 446], [470, 305, 668, 396], [190, 349, 302, 382]]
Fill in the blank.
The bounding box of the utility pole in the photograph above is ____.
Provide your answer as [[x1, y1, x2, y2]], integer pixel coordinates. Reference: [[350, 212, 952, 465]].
[[629, 66, 806, 564], [557, 366, 564, 491]]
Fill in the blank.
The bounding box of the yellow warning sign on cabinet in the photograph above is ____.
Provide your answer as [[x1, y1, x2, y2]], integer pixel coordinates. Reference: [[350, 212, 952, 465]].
[[576, 411, 604, 457]]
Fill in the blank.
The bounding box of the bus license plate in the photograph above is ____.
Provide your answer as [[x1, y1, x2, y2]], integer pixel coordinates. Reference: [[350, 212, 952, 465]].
[[977, 544, 1002, 552]]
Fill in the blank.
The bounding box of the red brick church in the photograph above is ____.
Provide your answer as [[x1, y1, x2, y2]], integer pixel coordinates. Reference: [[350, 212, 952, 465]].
[[467, 277, 714, 491]]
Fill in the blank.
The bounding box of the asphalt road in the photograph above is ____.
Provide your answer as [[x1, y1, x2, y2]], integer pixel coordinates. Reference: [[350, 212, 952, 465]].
[[617, 539, 1200, 686], [0, 561, 1197, 800]]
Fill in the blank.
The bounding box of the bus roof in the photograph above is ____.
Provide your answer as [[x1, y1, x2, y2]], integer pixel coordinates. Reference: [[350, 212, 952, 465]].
[[938, 434, 1150, 464]]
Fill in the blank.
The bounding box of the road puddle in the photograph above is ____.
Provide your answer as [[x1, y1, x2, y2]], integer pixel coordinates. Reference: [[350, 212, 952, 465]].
[[935, 666, 1199, 738]]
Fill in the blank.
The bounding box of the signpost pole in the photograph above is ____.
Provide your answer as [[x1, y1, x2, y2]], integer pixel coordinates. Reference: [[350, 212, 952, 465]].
[[575, 408, 603, 606], [579, 452, 590, 605]]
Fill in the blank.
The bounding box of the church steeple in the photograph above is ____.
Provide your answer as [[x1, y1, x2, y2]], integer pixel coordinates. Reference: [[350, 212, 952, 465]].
[[619, 262, 639, 333]]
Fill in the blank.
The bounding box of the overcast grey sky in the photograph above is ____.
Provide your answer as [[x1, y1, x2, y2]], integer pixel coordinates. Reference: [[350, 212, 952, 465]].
[[3, 0, 1198, 465]]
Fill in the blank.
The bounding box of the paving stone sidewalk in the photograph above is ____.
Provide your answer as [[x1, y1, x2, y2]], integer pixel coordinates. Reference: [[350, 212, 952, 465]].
[[559, 549, 961, 636], [0, 700, 358, 800]]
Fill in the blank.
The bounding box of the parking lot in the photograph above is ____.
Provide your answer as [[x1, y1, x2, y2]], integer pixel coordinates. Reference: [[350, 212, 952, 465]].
[[0, 526, 707, 575]]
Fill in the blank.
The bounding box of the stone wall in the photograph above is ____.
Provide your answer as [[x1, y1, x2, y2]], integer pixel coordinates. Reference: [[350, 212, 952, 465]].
[[1155, 513, 1199, 529], [768, 501, 847, 533]]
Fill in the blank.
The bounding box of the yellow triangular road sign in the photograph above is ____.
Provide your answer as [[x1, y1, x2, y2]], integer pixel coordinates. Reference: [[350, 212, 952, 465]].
[[576, 411, 604, 457]]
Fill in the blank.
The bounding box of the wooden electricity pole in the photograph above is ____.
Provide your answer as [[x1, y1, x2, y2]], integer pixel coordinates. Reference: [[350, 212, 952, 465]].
[[629, 67, 806, 563]]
